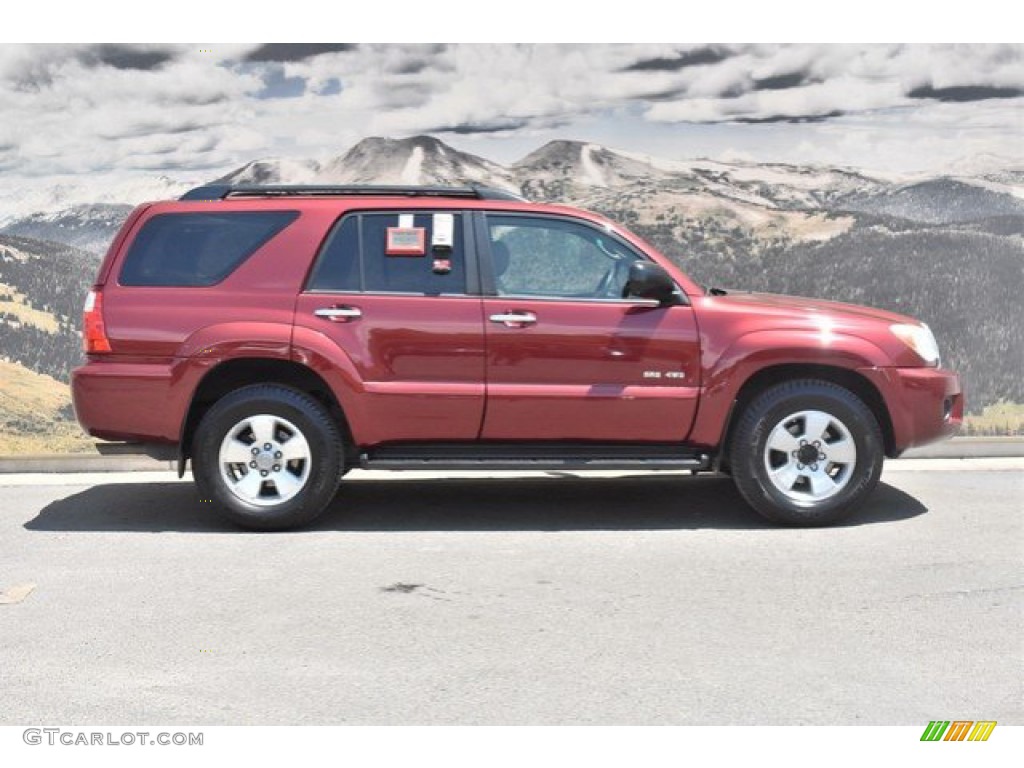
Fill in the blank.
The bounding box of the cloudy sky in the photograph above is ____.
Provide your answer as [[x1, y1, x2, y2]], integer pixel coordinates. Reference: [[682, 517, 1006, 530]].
[[0, 43, 1021, 190]]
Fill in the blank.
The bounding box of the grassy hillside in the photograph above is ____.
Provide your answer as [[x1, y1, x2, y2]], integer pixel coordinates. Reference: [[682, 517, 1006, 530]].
[[0, 234, 94, 383], [0, 359, 94, 453], [962, 402, 1024, 436], [0, 234, 98, 454]]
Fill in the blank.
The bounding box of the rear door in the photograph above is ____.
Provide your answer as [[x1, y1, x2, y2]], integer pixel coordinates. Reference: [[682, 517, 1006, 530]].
[[294, 209, 485, 444], [477, 213, 701, 442]]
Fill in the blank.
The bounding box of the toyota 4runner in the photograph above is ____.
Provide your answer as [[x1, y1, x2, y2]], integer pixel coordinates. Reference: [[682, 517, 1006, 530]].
[[72, 184, 962, 529]]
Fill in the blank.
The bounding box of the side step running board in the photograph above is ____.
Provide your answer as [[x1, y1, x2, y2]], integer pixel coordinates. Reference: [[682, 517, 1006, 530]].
[[359, 445, 711, 472]]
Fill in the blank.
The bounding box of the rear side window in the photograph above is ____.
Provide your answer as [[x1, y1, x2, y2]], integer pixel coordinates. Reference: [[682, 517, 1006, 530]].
[[119, 211, 298, 287], [308, 212, 465, 295], [306, 216, 360, 292]]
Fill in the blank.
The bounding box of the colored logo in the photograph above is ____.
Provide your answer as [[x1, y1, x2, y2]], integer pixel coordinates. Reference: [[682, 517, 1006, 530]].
[[920, 721, 996, 741]]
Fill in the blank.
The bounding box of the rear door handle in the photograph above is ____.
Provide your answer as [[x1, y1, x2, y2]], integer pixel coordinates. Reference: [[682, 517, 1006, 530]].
[[489, 311, 537, 327], [314, 306, 362, 322]]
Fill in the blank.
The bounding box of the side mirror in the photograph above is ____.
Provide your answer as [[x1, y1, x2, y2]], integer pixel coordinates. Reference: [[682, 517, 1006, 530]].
[[624, 261, 678, 305]]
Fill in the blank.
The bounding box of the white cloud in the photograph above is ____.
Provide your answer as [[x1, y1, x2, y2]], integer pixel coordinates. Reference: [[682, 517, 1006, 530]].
[[0, 43, 1020, 185]]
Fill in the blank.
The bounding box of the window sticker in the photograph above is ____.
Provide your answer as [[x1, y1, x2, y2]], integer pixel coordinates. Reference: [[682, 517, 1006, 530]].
[[386, 226, 426, 256], [432, 213, 454, 251]]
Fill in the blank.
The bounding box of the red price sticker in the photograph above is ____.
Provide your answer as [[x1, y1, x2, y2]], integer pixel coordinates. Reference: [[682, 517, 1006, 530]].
[[386, 227, 426, 256]]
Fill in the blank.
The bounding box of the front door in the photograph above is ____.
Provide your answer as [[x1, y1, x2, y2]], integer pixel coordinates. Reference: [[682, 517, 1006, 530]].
[[478, 213, 701, 442]]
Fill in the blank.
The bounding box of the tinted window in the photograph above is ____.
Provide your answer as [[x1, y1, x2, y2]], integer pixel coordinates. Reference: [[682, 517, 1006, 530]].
[[307, 216, 359, 291], [487, 215, 639, 299], [120, 211, 298, 287], [308, 212, 466, 295]]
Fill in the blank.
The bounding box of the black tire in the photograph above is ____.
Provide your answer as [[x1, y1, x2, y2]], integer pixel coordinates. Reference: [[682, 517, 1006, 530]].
[[192, 384, 344, 530], [728, 379, 884, 526]]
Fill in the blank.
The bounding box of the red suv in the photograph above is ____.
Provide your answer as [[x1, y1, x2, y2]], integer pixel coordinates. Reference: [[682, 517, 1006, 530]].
[[72, 185, 962, 529]]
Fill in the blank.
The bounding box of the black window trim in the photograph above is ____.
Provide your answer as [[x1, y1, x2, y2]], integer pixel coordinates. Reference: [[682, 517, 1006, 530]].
[[118, 209, 300, 288], [474, 210, 688, 306], [303, 208, 478, 297]]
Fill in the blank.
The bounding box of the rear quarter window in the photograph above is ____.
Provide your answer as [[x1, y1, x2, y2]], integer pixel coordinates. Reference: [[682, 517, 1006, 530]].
[[119, 211, 298, 287]]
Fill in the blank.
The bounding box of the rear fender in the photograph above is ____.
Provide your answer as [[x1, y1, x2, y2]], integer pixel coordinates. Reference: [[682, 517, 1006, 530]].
[[290, 325, 367, 439], [177, 322, 292, 360]]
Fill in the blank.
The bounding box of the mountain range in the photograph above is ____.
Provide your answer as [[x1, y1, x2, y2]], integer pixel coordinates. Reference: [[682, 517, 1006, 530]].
[[1, 135, 1022, 450]]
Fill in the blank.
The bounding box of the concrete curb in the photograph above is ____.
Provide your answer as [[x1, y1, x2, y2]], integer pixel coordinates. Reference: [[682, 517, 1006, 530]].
[[0, 437, 1020, 474], [901, 437, 1024, 459], [0, 454, 176, 474]]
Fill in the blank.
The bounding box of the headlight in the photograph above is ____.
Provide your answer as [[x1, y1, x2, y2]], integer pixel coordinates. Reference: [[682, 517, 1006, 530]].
[[891, 323, 941, 367]]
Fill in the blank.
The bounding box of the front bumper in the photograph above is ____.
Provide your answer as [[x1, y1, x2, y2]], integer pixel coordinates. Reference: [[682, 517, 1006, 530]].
[[858, 366, 962, 455]]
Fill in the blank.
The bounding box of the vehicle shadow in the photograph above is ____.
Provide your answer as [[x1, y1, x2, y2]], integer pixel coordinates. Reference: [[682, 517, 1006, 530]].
[[25, 474, 928, 534]]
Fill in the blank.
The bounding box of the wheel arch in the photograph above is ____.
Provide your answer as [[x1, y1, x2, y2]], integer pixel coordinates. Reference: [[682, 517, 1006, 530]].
[[717, 363, 895, 471], [180, 358, 355, 468]]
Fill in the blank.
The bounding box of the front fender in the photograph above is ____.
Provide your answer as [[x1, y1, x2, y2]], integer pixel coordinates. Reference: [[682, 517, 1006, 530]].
[[687, 328, 891, 448]]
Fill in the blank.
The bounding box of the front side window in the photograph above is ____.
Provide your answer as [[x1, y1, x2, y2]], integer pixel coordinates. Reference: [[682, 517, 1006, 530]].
[[487, 215, 640, 300], [308, 212, 466, 295], [120, 211, 298, 287]]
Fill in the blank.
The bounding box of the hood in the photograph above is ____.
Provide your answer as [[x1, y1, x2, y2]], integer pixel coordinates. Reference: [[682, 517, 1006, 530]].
[[694, 289, 936, 369], [705, 290, 917, 327]]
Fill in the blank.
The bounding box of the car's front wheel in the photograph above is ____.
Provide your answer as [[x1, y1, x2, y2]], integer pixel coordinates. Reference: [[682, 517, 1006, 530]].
[[193, 385, 344, 530], [729, 379, 884, 525]]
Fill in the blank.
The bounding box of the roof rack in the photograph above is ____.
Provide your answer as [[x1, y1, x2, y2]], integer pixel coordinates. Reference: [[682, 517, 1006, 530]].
[[180, 184, 526, 202]]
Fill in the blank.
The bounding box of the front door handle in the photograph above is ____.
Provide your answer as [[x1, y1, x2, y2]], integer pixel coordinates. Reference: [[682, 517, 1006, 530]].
[[314, 305, 362, 322], [489, 311, 537, 327]]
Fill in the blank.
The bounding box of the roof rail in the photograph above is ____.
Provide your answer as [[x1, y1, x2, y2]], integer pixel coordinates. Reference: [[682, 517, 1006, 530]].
[[180, 184, 526, 202]]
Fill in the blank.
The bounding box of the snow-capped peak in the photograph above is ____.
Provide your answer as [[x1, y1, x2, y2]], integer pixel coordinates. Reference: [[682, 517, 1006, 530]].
[[317, 135, 517, 190], [213, 157, 322, 186]]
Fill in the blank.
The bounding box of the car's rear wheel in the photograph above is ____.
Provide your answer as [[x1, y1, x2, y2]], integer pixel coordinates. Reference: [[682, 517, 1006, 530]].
[[193, 385, 343, 530], [729, 379, 883, 525]]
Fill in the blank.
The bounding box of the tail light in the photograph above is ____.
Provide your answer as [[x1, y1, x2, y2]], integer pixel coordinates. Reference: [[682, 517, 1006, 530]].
[[82, 289, 112, 354]]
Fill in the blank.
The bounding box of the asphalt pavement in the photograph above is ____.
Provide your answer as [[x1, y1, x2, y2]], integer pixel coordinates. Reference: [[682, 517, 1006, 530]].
[[1, 460, 1021, 724]]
